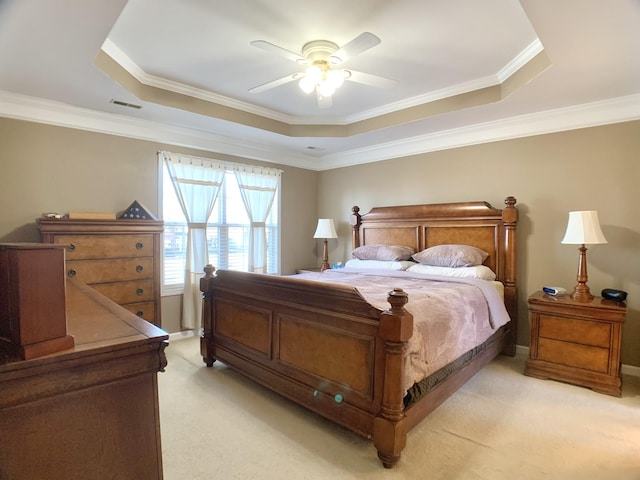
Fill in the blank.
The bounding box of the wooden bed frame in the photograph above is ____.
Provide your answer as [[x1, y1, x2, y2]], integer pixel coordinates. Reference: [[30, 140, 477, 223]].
[[200, 196, 518, 468]]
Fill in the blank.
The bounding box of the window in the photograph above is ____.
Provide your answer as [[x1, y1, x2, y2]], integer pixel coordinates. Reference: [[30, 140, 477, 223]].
[[160, 160, 280, 295]]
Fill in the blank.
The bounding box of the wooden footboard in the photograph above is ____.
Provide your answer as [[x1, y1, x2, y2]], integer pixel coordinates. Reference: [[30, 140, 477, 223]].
[[200, 266, 413, 467]]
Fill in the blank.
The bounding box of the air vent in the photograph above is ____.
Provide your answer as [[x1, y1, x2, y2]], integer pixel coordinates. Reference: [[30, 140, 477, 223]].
[[110, 99, 142, 109]]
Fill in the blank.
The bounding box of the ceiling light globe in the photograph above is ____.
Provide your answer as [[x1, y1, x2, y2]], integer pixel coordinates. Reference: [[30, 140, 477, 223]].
[[306, 65, 322, 82], [326, 69, 346, 89], [318, 82, 335, 97], [298, 76, 315, 94]]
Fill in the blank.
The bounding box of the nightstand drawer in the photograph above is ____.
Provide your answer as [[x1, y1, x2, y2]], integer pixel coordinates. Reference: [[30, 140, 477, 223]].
[[539, 315, 610, 348], [538, 338, 609, 373]]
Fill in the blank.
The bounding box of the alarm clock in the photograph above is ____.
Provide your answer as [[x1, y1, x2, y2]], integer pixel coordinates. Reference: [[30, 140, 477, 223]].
[[601, 289, 627, 302]]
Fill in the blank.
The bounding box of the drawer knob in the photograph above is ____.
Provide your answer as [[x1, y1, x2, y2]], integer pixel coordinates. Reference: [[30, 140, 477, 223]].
[[67, 244, 76, 252], [67, 269, 76, 277], [136, 311, 144, 317], [136, 288, 144, 296], [136, 265, 143, 273], [136, 242, 143, 250]]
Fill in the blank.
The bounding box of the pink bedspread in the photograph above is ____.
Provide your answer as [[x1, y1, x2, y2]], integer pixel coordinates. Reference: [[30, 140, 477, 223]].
[[293, 269, 511, 393]]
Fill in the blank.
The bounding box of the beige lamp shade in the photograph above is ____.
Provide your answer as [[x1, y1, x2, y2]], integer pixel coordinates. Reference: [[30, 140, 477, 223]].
[[313, 219, 338, 239], [561, 211, 607, 245]]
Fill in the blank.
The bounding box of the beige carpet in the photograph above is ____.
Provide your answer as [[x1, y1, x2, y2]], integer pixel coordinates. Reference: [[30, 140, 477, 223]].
[[158, 337, 640, 480]]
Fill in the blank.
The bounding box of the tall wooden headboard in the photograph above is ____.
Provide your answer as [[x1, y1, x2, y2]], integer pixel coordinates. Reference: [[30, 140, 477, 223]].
[[350, 196, 519, 354]]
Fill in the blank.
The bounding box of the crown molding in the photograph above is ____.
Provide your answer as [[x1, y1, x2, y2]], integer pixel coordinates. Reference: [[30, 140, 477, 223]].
[[497, 39, 544, 83], [101, 37, 544, 127], [345, 39, 545, 124], [101, 39, 294, 124], [0, 90, 638, 172], [319, 94, 640, 170], [0, 90, 317, 170]]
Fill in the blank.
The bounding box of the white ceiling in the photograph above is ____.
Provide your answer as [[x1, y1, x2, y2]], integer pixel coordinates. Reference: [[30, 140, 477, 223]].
[[0, 0, 639, 170]]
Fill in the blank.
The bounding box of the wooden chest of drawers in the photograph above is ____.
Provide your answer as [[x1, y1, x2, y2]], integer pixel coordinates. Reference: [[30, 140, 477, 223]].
[[38, 218, 163, 327], [524, 290, 626, 396]]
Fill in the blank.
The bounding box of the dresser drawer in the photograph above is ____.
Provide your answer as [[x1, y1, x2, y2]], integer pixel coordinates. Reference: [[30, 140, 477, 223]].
[[539, 315, 610, 348], [90, 279, 154, 304], [121, 302, 155, 323], [66, 258, 153, 283], [53, 234, 155, 260], [538, 337, 609, 373]]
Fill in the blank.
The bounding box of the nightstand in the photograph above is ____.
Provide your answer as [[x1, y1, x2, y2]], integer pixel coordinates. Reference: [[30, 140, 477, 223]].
[[524, 291, 627, 396], [295, 268, 323, 273]]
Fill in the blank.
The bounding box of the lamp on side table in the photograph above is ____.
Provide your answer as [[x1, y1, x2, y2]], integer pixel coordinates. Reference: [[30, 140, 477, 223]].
[[313, 219, 338, 272], [561, 210, 607, 302]]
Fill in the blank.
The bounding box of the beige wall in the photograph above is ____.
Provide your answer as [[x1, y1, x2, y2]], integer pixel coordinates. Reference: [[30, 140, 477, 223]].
[[1, 117, 639, 367], [318, 120, 640, 367], [0, 118, 318, 334]]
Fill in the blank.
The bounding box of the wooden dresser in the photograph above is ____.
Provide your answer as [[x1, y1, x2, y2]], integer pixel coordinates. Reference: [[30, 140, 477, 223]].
[[524, 290, 626, 396], [38, 218, 163, 327], [0, 278, 168, 479]]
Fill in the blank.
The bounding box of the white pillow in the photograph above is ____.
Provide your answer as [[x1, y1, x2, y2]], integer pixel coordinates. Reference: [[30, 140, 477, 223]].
[[406, 263, 496, 281], [344, 259, 416, 271]]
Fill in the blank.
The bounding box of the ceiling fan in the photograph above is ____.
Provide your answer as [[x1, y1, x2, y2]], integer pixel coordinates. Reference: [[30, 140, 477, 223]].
[[249, 32, 397, 108]]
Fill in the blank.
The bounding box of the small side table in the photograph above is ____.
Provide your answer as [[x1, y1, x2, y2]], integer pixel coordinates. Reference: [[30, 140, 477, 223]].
[[295, 268, 323, 274], [524, 290, 627, 397]]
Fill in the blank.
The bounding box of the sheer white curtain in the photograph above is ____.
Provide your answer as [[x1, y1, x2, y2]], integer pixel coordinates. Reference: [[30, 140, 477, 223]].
[[160, 151, 225, 330], [233, 165, 281, 273]]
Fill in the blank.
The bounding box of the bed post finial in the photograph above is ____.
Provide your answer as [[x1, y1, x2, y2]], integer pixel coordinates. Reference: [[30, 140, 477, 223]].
[[350, 206, 362, 248], [203, 264, 216, 279], [504, 196, 517, 210]]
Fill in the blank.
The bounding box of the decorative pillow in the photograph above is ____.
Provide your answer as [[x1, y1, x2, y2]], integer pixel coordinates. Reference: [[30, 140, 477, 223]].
[[412, 244, 489, 267], [344, 259, 416, 271], [406, 263, 496, 281], [352, 244, 414, 261]]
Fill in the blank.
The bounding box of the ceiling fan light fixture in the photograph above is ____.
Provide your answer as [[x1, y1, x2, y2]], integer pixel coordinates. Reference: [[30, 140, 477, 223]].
[[250, 32, 388, 107]]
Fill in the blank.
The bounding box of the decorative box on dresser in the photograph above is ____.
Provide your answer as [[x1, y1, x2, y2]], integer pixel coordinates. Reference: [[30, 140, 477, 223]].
[[38, 218, 163, 327], [524, 290, 627, 396]]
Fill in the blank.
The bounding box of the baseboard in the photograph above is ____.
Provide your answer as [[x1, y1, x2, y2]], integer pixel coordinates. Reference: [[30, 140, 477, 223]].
[[621, 363, 640, 378], [515, 345, 640, 378], [168, 330, 199, 342]]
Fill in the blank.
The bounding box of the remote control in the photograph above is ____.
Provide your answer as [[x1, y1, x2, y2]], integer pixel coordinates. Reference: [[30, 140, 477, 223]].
[[543, 286, 567, 295]]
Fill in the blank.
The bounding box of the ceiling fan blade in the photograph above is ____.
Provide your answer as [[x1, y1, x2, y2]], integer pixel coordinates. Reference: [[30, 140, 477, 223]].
[[250, 40, 306, 64], [316, 90, 332, 109], [330, 32, 381, 65], [249, 73, 302, 94], [346, 70, 397, 89]]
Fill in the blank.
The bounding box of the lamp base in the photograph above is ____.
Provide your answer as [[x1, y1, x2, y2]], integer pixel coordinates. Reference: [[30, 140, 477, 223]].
[[570, 244, 594, 302], [320, 238, 330, 272], [570, 284, 594, 302]]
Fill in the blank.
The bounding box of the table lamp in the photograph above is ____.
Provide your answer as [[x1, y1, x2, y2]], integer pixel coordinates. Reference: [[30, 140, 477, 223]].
[[313, 219, 338, 271], [561, 210, 607, 301]]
